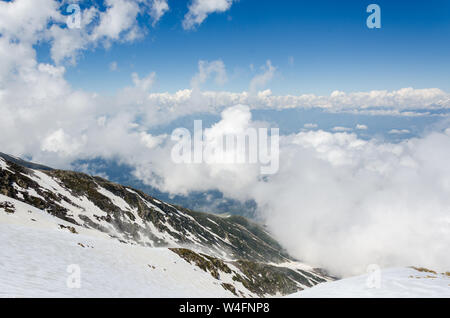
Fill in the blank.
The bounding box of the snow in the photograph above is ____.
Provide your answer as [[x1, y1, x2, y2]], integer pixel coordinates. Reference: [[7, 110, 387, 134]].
[[0, 158, 14, 173], [288, 267, 450, 298], [208, 218, 219, 226], [147, 220, 180, 246], [21, 170, 60, 192], [177, 209, 197, 221], [97, 186, 134, 212], [268, 261, 330, 288], [0, 195, 238, 298], [0, 195, 110, 240], [162, 220, 183, 237], [270, 260, 316, 272], [126, 188, 166, 215], [96, 186, 146, 227]]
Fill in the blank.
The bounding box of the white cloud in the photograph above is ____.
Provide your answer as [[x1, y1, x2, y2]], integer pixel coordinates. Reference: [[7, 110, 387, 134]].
[[109, 61, 118, 71], [134, 105, 269, 196], [0, 0, 61, 43], [49, 1, 145, 64], [332, 126, 352, 132], [38, 63, 66, 77], [131, 72, 156, 91], [183, 0, 235, 30], [328, 87, 448, 110], [0, 0, 161, 65], [191, 60, 227, 90], [389, 129, 411, 135], [41, 129, 86, 156], [253, 129, 450, 276], [304, 123, 318, 129], [91, 0, 142, 42], [119, 72, 157, 104], [140, 87, 450, 118], [356, 124, 368, 130], [140, 132, 166, 149], [249, 60, 276, 93], [149, 0, 169, 25]]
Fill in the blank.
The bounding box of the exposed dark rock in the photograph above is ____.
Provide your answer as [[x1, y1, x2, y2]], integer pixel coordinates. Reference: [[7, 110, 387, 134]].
[[0, 201, 15, 214], [221, 283, 238, 296], [59, 224, 78, 234]]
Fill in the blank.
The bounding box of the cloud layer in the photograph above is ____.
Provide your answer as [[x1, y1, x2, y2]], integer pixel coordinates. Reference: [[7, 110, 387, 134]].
[[144, 87, 450, 118]]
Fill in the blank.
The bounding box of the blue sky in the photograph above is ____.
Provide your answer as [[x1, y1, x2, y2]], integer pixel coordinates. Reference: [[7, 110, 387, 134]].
[[34, 0, 450, 96]]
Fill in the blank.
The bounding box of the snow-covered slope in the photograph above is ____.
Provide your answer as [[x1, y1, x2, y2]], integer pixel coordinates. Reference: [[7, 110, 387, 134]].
[[0, 196, 238, 297], [0, 155, 332, 297], [288, 267, 450, 298]]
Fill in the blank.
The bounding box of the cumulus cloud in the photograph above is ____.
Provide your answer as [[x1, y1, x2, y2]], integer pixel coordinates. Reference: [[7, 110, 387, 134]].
[[149, 0, 169, 26], [389, 129, 411, 135], [50, 1, 146, 63], [0, 0, 61, 43], [0, 0, 158, 162], [253, 129, 450, 276], [356, 124, 368, 130], [249, 60, 276, 94], [0, 0, 164, 65], [183, 0, 235, 30], [134, 105, 273, 197], [109, 61, 118, 71], [91, 0, 142, 42], [332, 126, 352, 132], [41, 129, 86, 156], [117, 71, 157, 106], [131, 72, 156, 91], [191, 60, 227, 91]]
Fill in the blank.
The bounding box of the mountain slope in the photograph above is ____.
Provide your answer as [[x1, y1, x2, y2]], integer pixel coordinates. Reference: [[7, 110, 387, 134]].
[[0, 155, 332, 297], [0, 202, 234, 297]]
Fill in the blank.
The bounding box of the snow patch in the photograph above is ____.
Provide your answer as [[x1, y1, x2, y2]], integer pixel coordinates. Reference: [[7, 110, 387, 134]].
[[288, 267, 450, 298]]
